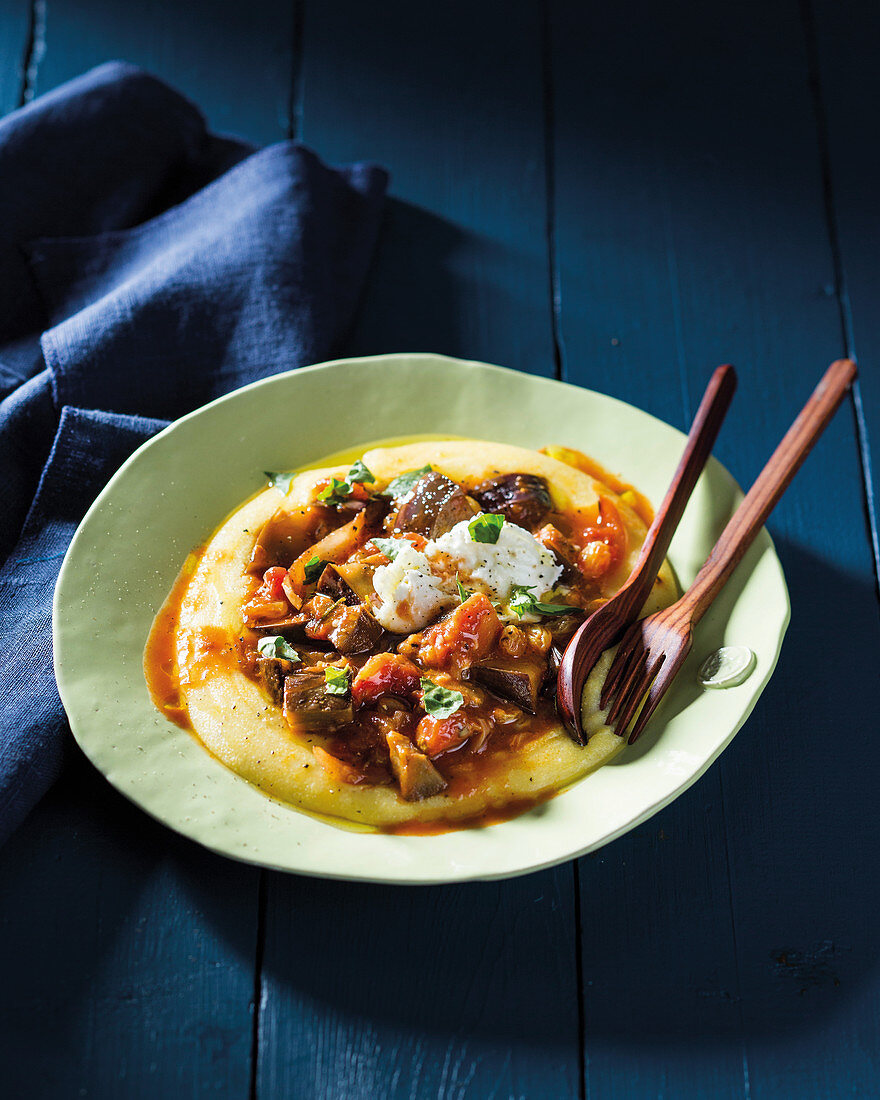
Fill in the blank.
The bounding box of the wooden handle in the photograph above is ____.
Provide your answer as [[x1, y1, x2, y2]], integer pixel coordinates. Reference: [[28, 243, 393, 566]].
[[616, 363, 737, 616], [686, 358, 857, 623]]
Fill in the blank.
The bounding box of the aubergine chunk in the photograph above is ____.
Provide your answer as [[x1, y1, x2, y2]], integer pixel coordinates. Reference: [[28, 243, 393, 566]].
[[392, 472, 479, 538], [303, 595, 385, 655], [329, 605, 384, 655], [535, 524, 585, 586], [547, 613, 582, 645], [315, 564, 360, 605], [247, 504, 329, 573], [336, 494, 392, 524], [385, 731, 448, 801], [256, 656, 297, 706], [283, 670, 353, 731], [357, 496, 391, 537], [471, 656, 546, 713], [253, 612, 311, 639], [472, 473, 552, 530], [333, 560, 378, 601]]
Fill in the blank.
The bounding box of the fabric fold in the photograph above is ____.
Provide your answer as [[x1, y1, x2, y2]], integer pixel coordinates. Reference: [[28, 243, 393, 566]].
[[27, 142, 388, 420], [0, 61, 388, 842], [0, 61, 219, 352], [0, 406, 167, 842]]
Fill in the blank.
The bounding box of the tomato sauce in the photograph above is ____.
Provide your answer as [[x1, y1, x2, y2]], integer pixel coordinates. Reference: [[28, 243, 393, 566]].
[[144, 443, 656, 835], [143, 565, 196, 731]]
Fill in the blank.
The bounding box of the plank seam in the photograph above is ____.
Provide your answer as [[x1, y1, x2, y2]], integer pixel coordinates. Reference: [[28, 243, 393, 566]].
[[544, 10, 583, 1085], [17, 0, 46, 107], [800, 0, 880, 603], [657, 154, 693, 424], [540, 0, 564, 383], [248, 869, 268, 1100], [543, 11, 584, 1089]]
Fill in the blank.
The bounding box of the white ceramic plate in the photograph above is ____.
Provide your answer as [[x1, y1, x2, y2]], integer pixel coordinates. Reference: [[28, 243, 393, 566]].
[[53, 354, 789, 884]]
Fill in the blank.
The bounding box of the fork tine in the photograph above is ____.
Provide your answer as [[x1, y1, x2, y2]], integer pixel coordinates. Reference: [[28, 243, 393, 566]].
[[600, 631, 642, 711], [627, 651, 686, 744], [605, 645, 649, 727], [611, 653, 666, 736], [599, 650, 626, 711]]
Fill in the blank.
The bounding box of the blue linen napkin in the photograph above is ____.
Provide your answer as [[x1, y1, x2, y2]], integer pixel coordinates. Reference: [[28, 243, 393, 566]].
[[0, 61, 388, 843]]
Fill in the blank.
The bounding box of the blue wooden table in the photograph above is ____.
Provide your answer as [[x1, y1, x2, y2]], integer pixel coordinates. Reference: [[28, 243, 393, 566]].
[[2, 2, 878, 1096]]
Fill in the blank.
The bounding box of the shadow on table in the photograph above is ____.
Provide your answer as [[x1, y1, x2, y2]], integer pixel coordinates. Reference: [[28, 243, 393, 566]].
[[1, 537, 876, 1084], [260, 535, 880, 1056], [340, 195, 554, 376], [567, 533, 880, 1045]]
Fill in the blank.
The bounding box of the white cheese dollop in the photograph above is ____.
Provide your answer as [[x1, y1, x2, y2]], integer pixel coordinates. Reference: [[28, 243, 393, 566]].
[[372, 542, 454, 633], [426, 515, 562, 615]]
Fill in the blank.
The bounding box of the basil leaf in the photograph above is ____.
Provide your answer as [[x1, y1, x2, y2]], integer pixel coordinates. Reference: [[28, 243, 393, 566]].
[[507, 586, 534, 618], [317, 460, 376, 505], [324, 666, 350, 695], [533, 599, 575, 616], [468, 513, 505, 544], [371, 537, 402, 561], [303, 555, 325, 583], [456, 579, 471, 602], [508, 585, 572, 618], [381, 465, 433, 498], [347, 459, 375, 485], [420, 677, 464, 719], [317, 476, 351, 503], [265, 471, 295, 494], [257, 635, 300, 662]]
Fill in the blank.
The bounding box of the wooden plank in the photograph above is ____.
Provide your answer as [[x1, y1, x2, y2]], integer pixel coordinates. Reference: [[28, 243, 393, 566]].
[[0, 753, 260, 1098], [256, 4, 582, 1099], [0, 2, 296, 1096], [259, 873, 581, 1100], [30, 0, 294, 143], [550, 0, 880, 1096], [298, 0, 556, 378], [811, 0, 880, 587]]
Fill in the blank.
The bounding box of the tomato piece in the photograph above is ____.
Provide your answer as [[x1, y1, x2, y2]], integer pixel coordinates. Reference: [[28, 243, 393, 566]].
[[261, 566, 288, 599], [351, 653, 421, 706], [242, 566, 291, 623], [418, 593, 502, 670], [414, 711, 472, 757], [572, 497, 627, 578]]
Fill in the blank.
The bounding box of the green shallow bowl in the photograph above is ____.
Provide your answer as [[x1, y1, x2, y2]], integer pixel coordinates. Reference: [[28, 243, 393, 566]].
[[53, 353, 789, 884]]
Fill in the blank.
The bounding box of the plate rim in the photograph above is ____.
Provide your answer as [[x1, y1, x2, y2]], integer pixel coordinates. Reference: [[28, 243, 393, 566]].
[[53, 351, 790, 884]]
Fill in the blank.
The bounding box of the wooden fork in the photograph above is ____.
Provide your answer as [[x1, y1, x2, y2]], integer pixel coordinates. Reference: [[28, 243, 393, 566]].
[[600, 357, 858, 744], [556, 363, 738, 743]]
